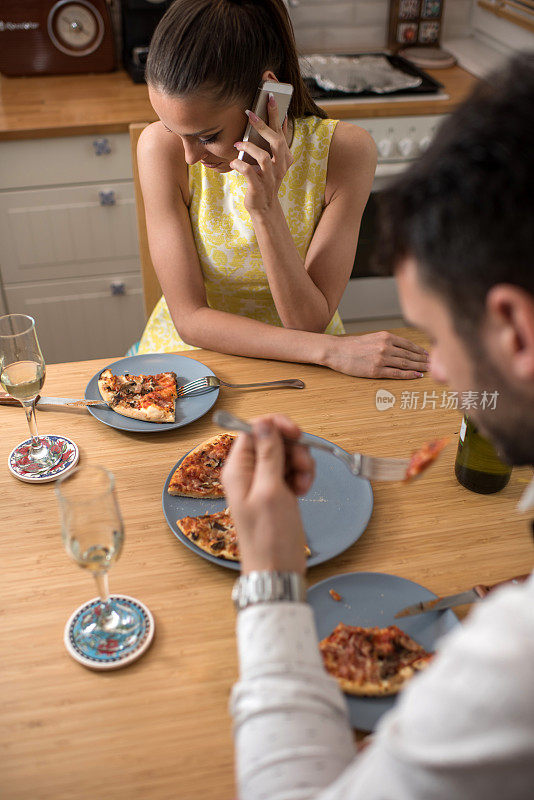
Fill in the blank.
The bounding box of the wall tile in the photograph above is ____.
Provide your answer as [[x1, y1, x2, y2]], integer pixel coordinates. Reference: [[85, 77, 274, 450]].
[[289, 0, 472, 53]]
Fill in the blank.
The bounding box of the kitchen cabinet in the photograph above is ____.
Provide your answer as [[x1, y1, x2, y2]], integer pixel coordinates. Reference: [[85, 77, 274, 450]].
[[0, 133, 145, 362]]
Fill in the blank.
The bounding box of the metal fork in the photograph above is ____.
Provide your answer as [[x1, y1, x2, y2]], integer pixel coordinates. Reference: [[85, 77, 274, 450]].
[[213, 410, 410, 482], [177, 375, 305, 397]]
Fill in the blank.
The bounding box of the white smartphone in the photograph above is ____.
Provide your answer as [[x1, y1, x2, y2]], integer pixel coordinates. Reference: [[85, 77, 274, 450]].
[[238, 80, 294, 165]]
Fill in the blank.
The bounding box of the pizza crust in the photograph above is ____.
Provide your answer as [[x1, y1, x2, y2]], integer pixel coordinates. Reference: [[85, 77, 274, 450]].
[[108, 400, 171, 423], [338, 658, 432, 696], [97, 369, 117, 405]]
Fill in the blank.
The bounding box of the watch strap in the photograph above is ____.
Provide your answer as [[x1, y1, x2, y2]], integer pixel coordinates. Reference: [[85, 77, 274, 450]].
[[232, 571, 306, 611]]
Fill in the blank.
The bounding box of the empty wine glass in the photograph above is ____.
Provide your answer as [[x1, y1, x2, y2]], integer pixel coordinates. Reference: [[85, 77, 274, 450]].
[[56, 465, 150, 665], [0, 314, 62, 473]]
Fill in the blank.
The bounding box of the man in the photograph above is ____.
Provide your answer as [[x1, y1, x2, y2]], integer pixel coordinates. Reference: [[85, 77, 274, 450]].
[[222, 53, 534, 799]]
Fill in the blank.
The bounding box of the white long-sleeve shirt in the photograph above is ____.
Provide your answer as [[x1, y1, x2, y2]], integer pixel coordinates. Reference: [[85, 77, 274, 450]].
[[231, 572, 534, 800]]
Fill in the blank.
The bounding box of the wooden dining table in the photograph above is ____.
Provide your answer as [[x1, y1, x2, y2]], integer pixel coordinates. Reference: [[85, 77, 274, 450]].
[[1, 328, 532, 800]]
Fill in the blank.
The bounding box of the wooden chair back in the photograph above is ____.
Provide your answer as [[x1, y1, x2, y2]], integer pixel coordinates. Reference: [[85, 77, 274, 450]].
[[129, 122, 162, 320]]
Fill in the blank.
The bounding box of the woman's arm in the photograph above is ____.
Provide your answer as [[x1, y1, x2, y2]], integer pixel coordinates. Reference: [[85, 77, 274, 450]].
[[138, 123, 427, 378], [232, 105, 376, 333]]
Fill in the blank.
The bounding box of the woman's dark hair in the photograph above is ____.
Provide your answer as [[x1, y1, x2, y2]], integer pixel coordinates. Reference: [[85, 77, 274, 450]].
[[145, 0, 326, 119]]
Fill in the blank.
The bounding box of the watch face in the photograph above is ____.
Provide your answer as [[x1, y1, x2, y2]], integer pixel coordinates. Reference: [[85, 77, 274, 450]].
[[47, 0, 105, 57]]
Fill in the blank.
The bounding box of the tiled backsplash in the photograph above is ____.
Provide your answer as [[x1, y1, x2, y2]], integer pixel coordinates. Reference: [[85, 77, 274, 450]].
[[288, 0, 472, 52]]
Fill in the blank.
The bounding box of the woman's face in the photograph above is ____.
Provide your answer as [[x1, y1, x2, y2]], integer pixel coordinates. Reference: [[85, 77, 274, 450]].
[[149, 86, 247, 172]]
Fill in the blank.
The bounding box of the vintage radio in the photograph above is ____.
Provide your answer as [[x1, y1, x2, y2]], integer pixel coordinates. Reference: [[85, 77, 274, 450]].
[[0, 0, 115, 77], [121, 0, 172, 83]]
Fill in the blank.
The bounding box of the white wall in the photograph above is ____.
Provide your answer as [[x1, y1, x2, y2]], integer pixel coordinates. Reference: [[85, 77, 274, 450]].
[[288, 0, 472, 53], [471, 3, 534, 51]]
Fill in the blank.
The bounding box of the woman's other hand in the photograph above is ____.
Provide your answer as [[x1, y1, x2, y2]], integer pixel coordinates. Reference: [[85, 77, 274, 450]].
[[222, 415, 315, 576], [323, 331, 430, 379], [230, 93, 293, 215]]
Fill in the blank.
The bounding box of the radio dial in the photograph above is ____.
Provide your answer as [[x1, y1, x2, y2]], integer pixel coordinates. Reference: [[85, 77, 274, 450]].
[[47, 1, 104, 57]]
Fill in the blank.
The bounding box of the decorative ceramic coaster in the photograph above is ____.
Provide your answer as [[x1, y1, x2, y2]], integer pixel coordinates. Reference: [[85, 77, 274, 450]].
[[8, 435, 79, 483], [64, 594, 155, 670]]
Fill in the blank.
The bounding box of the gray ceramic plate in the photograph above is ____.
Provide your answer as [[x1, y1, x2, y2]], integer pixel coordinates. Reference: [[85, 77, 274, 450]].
[[162, 433, 374, 571], [84, 354, 219, 433], [307, 571, 459, 732]]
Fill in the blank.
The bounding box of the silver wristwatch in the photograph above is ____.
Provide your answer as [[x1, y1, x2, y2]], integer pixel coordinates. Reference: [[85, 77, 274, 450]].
[[232, 571, 307, 612]]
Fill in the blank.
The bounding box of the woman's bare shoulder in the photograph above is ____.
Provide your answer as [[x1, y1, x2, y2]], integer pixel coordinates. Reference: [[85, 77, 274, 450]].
[[138, 122, 189, 203], [325, 121, 377, 202]]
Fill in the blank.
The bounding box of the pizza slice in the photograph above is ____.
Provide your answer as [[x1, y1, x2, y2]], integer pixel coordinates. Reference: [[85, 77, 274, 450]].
[[168, 433, 236, 498], [177, 508, 240, 560], [98, 369, 177, 423], [319, 623, 433, 696], [177, 508, 312, 562], [404, 437, 449, 481]]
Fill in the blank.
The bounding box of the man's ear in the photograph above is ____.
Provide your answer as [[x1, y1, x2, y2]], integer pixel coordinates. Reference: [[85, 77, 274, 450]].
[[486, 285, 534, 380]]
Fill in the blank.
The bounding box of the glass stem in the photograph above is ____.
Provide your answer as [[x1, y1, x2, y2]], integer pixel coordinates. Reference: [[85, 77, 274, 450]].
[[22, 398, 41, 451], [94, 571, 113, 619]]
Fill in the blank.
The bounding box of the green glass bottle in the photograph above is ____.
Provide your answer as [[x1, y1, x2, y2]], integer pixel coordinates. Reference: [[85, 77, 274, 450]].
[[454, 415, 512, 494]]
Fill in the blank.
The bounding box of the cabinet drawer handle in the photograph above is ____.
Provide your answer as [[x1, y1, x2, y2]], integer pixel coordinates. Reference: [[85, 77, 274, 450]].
[[93, 137, 111, 156], [110, 281, 126, 296], [99, 190, 116, 206]]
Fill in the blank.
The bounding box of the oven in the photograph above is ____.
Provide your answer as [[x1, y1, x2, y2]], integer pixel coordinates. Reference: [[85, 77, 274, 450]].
[[337, 113, 447, 324]]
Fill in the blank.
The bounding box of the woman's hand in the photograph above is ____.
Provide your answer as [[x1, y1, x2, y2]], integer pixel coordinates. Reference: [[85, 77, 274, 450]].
[[323, 331, 430, 379], [230, 93, 294, 216], [222, 415, 315, 576]]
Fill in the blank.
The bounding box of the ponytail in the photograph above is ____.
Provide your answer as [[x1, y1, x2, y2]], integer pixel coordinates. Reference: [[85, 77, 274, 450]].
[[146, 0, 326, 119]]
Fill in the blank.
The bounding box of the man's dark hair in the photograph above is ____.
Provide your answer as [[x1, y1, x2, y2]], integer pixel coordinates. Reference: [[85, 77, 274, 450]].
[[376, 52, 534, 337]]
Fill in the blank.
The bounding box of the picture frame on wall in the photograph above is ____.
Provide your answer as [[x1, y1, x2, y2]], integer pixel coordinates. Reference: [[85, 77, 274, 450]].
[[388, 0, 444, 50]]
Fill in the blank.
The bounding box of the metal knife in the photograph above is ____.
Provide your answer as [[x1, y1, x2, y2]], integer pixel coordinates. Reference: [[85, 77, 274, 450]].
[[395, 574, 530, 618], [0, 391, 106, 410]]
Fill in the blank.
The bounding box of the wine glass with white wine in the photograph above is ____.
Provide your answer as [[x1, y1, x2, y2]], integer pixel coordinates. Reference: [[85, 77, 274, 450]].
[[0, 314, 62, 474], [56, 465, 152, 667]]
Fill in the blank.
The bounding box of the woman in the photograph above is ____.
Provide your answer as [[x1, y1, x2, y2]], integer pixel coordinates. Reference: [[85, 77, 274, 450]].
[[137, 0, 428, 379]]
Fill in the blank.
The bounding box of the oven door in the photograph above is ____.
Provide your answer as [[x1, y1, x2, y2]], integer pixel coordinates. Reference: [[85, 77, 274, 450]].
[[338, 162, 408, 324]]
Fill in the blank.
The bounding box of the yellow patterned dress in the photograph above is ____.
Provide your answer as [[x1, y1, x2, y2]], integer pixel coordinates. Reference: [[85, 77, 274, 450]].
[[137, 115, 345, 354]]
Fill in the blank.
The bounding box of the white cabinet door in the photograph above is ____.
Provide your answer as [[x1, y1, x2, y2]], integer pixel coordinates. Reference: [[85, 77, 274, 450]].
[[5, 273, 145, 363], [0, 134, 133, 190], [0, 182, 140, 284]]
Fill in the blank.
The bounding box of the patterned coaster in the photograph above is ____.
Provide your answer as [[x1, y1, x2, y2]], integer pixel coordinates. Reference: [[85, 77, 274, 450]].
[[8, 435, 79, 483], [64, 595, 155, 670]]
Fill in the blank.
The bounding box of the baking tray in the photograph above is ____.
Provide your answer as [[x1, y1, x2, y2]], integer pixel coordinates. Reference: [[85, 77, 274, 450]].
[[302, 52, 443, 99]]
